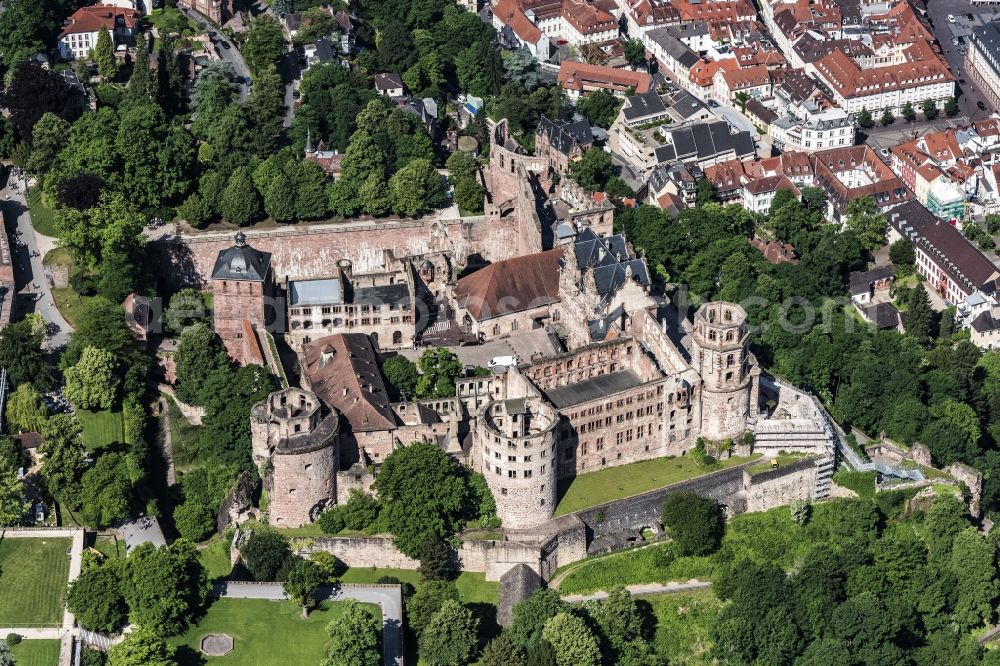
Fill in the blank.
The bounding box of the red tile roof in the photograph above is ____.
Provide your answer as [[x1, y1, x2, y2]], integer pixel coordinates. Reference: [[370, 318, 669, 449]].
[[60, 4, 139, 37], [455, 249, 564, 321], [814, 40, 953, 98], [558, 61, 652, 94], [493, 0, 543, 44]]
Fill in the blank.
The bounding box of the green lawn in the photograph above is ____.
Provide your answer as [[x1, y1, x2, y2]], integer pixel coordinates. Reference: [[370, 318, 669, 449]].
[[93, 535, 125, 560], [43, 246, 94, 328], [554, 454, 760, 516], [9, 640, 62, 666], [338, 567, 499, 605], [167, 599, 374, 665], [0, 538, 71, 625], [77, 408, 125, 452], [198, 538, 233, 582], [556, 542, 714, 595], [26, 187, 58, 237], [147, 7, 198, 37]]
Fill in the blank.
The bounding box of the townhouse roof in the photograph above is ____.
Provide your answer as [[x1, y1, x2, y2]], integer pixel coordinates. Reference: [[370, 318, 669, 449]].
[[493, 0, 543, 44], [813, 145, 911, 212], [374, 72, 403, 91], [920, 130, 961, 163], [744, 98, 777, 124], [972, 20, 1000, 63], [862, 302, 903, 329], [537, 115, 594, 154], [688, 58, 738, 87], [971, 310, 1000, 334], [673, 0, 755, 23], [455, 249, 564, 321], [750, 238, 799, 264], [848, 265, 894, 295], [775, 69, 816, 103], [814, 40, 953, 99], [744, 173, 797, 195], [975, 117, 1000, 139], [704, 158, 746, 190], [792, 34, 873, 64], [60, 4, 139, 37], [721, 65, 771, 91], [647, 27, 700, 69], [888, 200, 1000, 294], [558, 61, 652, 94], [301, 333, 397, 432], [621, 90, 668, 122], [562, 0, 616, 35]]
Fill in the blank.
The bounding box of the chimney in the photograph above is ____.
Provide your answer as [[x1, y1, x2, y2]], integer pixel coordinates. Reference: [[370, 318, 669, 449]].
[[342, 387, 348, 397]]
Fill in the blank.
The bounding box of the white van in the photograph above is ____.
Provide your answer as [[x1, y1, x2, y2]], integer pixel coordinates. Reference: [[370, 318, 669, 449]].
[[489, 355, 518, 371]]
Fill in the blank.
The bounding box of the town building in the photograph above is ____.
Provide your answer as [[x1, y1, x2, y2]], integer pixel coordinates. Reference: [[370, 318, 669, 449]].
[[58, 4, 139, 61], [374, 73, 404, 98], [557, 61, 653, 101], [811, 145, 911, 222], [968, 20, 1000, 112], [177, 0, 230, 26], [535, 116, 594, 174], [886, 200, 1000, 304], [769, 101, 854, 153]]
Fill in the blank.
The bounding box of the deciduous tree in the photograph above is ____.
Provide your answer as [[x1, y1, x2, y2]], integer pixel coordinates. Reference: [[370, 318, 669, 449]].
[[243, 14, 287, 77], [418, 599, 479, 665], [107, 626, 177, 666], [661, 492, 724, 556], [323, 599, 381, 666], [542, 611, 601, 666], [240, 529, 291, 581], [283, 558, 322, 616], [64, 346, 120, 410], [67, 559, 128, 632], [121, 539, 208, 634]]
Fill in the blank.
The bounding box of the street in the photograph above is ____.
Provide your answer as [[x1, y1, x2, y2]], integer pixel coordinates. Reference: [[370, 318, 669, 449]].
[[0, 168, 72, 349], [178, 6, 251, 101], [922, 0, 997, 117]]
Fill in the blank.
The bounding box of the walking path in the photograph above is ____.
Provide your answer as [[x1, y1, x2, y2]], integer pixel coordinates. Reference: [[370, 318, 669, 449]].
[[212, 581, 404, 666], [560, 580, 712, 603]]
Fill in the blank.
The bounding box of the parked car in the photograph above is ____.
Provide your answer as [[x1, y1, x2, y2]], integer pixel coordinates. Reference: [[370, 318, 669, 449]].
[[707, 99, 719, 108], [979, 101, 988, 110], [948, 14, 956, 22], [292, 90, 300, 99], [220, 41, 231, 49]]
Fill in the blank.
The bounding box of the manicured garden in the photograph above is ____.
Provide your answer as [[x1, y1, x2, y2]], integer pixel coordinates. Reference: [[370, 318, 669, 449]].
[[77, 407, 126, 452], [0, 538, 71, 625], [26, 187, 58, 237], [167, 598, 372, 665], [9, 639, 62, 666], [553, 454, 760, 516]]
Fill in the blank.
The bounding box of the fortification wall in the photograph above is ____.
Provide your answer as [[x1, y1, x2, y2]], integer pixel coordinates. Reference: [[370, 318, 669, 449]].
[[152, 215, 533, 288], [743, 460, 817, 513]]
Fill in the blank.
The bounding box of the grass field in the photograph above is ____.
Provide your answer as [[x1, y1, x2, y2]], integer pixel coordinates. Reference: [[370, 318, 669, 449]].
[[556, 542, 714, 595], [93, 535, 125, 560], [26, 187, 58, 237], [645, 590, 724, 664], [554, 454, 760, 516], [9, 640, 62, 666], [0, 538, 71, 625], [167, 599, 374, 665], [77, 408, 126, 452], [338, 567, 499, 605], [198, 538, 232, 581]]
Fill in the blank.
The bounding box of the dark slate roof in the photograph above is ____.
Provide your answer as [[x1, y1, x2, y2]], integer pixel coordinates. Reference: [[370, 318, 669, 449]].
[[657, 121, 755, 164], [622, 91, 667, 121], [848, 265, 894, 295], [745, 99, 777, 124], [498, 564, 542, 627], [972, 310, 1000, 333], [589, 304, 625, 341], [537, 115, 594, 156], [646, 27, 699, 68], [211, 232, 271, 282], [862, 302, 902, 329], [572, 228, 651, 297], [669, 89, 707, 119], [888, 201, 1000, 296], [544, 369, 644, 408], [315, 38, 335, 62], [972, 20, 1000, 64], [355, 283, 411, 307]]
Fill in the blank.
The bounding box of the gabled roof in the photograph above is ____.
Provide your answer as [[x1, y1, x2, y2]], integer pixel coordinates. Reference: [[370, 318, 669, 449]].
[[301, 333, 396, 432], [211, 232, 271, 282], [374, 72, 403, 90], [558, 61, 653, 94], [573, 228, 651, 296], [455, 249, 564, 321], [60, 4, 139, 37], [621, 90, 667, 121], [537, 115, 594, 155]]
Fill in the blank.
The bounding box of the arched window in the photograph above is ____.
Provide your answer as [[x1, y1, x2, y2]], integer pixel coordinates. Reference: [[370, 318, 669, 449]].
[[725, 330, 734, 342]]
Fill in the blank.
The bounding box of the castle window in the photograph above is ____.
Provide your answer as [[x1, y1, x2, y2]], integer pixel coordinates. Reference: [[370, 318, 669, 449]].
[[294, 424, 301, 433], [495, 466, 501, 475], [508, 470, 517, 478], [508, 456, 516, 462], [725, 371, 733, 381], [727, 354, 734, 367], [501, 488, 508, 495], [541, 466, 545, 473], [540, 499, 545, 506], [525, 470, 533, 479], [304, 464, 312, 471]]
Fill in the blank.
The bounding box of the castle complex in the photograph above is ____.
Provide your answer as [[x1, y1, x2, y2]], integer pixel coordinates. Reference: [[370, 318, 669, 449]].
[[187, 118, 831, 531]]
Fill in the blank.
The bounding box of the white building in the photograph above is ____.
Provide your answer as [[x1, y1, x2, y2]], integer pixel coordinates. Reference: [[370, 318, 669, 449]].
[[58, 4, 139, 61], [770, 101, 855, 152]]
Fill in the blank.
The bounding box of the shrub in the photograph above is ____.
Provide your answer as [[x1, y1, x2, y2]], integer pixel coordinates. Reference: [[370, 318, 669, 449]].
[[661, 492, 724, 556], [5, 634, 20, 647], [318, 507, 345, 534]]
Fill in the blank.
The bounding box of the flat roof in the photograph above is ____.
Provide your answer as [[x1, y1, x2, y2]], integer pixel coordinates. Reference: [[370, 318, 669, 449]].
[[289, 278, 342, 306], [543, 370, 644, 409]]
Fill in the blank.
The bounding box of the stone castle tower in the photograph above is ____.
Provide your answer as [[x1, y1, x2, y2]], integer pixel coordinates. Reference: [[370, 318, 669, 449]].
[[211, 231, 275, 364], [250, 388, 340, 528], [477, 394, 560, 529], [690, 302, 754, 441]]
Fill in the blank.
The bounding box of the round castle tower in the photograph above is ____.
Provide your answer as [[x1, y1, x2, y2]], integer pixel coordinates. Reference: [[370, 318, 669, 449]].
[[477, 396, 560, 529], [690, 302, 752, 441], [250, 388, 339, 528]]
